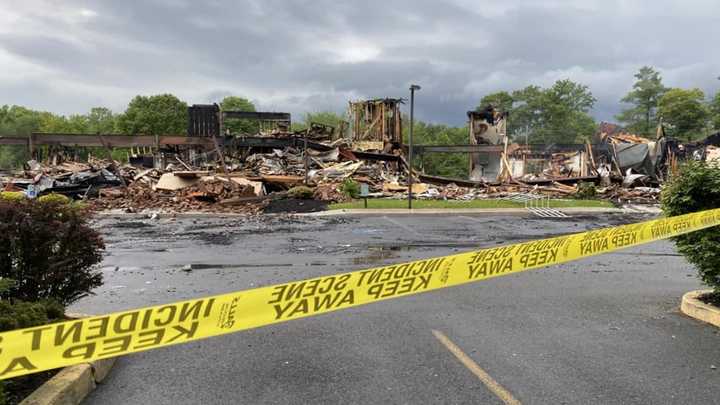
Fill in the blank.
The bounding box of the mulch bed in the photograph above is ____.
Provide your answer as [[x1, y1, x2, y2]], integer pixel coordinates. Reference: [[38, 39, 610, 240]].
[[3, 370, 60, 405], [698, 291, 720, 307]]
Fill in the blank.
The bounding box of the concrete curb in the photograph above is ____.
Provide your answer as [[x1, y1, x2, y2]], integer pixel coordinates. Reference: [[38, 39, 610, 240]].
[[680, 290, 720, 327], [19, 359, 116, 405], [90, 205, 658, 219], [305, 206, 625, 216], [93, 210, 254, 219], [90, 204, 664, 219], [18, 314, 116, 405]]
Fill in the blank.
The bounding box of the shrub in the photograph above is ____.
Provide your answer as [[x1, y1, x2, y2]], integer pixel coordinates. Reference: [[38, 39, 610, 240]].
[[287, 186, 315, 199], [340, 178, 360, 199], [0, 297, 65, 405], [37, 193, 71, 205], [576, 182, 596, 199], [0, 191, 24, 201], [0, 299, 65, 332], [0, 279, 65, 405], [661, 160, 720, 294], [0, 199, 104, 305]]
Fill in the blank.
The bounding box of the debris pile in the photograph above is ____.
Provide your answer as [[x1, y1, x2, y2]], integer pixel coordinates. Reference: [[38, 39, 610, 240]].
[[0, 142, 406, 213], [6, 121, 715, 213], [0, 138, 667, 214]]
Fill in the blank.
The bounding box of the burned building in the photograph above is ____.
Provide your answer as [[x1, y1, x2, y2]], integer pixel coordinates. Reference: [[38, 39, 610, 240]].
[[188, 104, 291, 137], [468, 106, 508, 181], [348, 98, 403, 152]]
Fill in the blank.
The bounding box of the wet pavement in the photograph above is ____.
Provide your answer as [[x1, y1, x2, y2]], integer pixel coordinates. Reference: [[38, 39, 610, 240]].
[[75, 213, 720, 404]]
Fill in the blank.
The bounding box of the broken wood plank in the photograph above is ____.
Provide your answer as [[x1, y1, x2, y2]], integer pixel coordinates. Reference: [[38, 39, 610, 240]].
[[172, 171, 212, 178]]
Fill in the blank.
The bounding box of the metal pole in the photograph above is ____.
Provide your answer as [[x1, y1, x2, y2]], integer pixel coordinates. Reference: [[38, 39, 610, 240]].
[[408, 84, 420, 209], [304, 129, 309, 185]]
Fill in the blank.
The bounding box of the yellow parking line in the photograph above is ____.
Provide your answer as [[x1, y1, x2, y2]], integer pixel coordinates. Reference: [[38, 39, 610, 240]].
[[432, 330, 521, 405]]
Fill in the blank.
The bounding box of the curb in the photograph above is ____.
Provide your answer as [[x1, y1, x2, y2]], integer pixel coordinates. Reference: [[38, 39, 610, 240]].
[[93, 211, 254, 219], [680, 290, 720, 327], [19, 359, 116, 405], [18, 314, 116, 405], [92, 206, 645, 218], [305, 207, 625, 216]]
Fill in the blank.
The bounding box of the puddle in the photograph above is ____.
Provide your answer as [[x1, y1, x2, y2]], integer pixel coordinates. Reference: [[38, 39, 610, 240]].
[[350, 250, 398, 266], [347, 245, 415, 266], [181, 263, 294, 271], [351, 228, 382, 235], [110, 221, 155, 229]]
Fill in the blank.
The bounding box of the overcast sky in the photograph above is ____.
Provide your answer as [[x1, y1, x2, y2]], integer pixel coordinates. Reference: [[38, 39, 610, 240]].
[[1, 0, 719, 126]]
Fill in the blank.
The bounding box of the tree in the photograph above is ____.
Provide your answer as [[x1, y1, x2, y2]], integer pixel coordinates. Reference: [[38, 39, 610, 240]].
[[616, 66, 668, 136], [710, 91, 720, 131], [291, 111, 346, 132], [508, 80, 597, 143], [38, 114, 89, 133], [116, 94, 188, 135], [220, 96, 258, 135], [478, 91, 514, 114], [536, 79, 597, 143], [86, 107, 116, 133], [658, 88, 709, 141], [410, 122, 468, 178], [0, 105, 44, 136], [0, 106, 45, 168]]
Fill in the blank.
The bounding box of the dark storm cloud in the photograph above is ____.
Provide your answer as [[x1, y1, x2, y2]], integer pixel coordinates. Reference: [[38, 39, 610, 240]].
[[0, 0, 718, 126]]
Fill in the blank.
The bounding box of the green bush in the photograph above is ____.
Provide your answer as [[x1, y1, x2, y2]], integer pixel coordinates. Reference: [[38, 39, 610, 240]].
[[287, 186, 314, 199], [0, 279, 65, 405], [576, 181, 596, 199], [0, 199, 105, 305], [0, 299, 64, 332], [0, 297, 65, 404], [661, 160, 720, 294], [340, 178, 360, 199], [37, 193, 71, 205], [0, 192, 24, 201]]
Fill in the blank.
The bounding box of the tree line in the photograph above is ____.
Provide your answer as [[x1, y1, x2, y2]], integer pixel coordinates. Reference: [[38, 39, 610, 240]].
[[0, 95, 343, 167], [481, 67, 720, 143], [2, 66, 720, 174]]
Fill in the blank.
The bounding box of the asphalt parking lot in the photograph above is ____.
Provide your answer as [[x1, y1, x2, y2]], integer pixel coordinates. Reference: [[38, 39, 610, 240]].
[[73, 213, 720, 404]]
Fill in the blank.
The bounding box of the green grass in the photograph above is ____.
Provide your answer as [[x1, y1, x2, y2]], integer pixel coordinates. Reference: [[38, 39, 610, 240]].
[[329, 198, 615, 210]]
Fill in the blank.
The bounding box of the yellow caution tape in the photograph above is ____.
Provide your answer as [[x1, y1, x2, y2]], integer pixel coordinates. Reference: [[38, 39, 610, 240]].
[[1, 209, 719, 380]]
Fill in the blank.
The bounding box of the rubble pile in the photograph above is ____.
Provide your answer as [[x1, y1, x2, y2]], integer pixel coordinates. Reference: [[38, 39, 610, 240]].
[[599, 186, 661, 205], [0, 141, 669, 213], [1, 143, 406, 212], [4, 124, 702, 214]]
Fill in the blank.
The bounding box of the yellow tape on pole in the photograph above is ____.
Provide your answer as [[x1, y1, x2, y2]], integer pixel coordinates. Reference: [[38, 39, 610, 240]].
[[1, 209, 720, 380]]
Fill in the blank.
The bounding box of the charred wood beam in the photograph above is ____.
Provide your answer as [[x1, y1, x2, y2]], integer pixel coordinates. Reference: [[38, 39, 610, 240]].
[[0, 136, 28, 146], [418, 173, 494, 188], [227, 137, 332, 151], [20, 134, 217, 148], [418, 173, 600, 188], [350, 150, 401, 162], [226, 137, 291, 148], [518, 144, 609, 153], [406, 143, 610, 154], [521, 175, 600, 185], [9, 134, 335, 151], [405, 144, 505, 154], [222, 111, 291, 122]]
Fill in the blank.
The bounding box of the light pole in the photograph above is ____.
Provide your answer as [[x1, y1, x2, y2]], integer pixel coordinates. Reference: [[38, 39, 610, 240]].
[[408, 84, 421, 209]]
